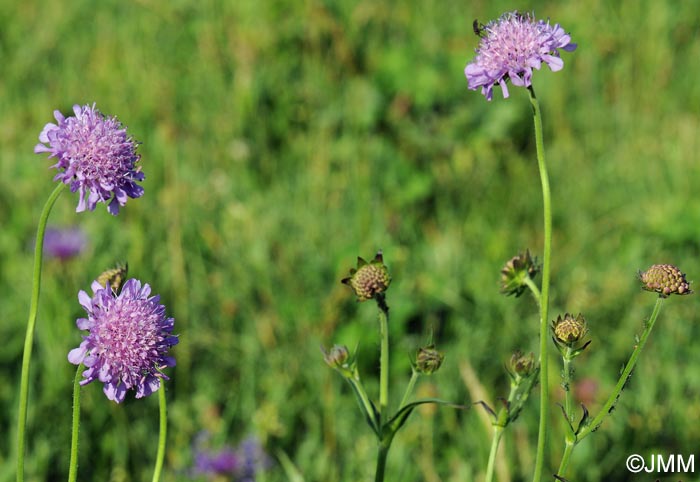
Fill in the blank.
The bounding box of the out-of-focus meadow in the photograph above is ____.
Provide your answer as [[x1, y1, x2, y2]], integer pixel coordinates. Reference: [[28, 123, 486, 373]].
[[1, 0, 700, 480]]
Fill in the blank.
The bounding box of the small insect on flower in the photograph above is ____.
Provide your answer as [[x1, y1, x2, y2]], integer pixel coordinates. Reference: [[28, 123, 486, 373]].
[[472, 19, 485, 37], [96, 263, 128, 293]]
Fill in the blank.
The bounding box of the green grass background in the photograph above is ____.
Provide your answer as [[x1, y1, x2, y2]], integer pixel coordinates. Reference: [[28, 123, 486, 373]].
[[1, 0, 700, 480]]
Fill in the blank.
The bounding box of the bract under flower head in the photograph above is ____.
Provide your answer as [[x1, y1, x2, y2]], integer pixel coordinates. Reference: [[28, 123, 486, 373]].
[[68, 278, 178, 403], [465, 11, 577, 100], [35, 104, 144, 215]]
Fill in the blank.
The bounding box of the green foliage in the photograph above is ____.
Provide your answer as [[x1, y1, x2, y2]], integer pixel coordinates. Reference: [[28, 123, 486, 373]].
[[1, 0, 700, 480]]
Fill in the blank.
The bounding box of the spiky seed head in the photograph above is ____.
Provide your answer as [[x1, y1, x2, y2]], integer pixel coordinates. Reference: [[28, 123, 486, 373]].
[[638, 264, 692, 298], [341, 251, 391, 301], [552, 313, 588, 346]]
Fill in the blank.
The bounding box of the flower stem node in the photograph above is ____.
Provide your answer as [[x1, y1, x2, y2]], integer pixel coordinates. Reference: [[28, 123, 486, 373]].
[[415, 344, 445, 375], [341, 251, 391, 302], [638, 264, 692, 298], [500, 250, 539, 297]]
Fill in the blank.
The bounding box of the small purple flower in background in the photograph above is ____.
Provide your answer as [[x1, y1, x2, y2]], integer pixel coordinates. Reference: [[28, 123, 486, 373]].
[[68, 278, 178, 403], [465, 11, 577, 100], [34, 103, 144, 215], [43, 226, 87, 260], [191, 432, 271, 480]]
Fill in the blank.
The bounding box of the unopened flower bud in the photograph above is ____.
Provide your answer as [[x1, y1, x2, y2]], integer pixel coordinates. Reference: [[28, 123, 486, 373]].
[[500, 250, 539, 297], [341, 251, 391, 301], [638, 264, 692, 298], [552, 313, 588, 346], [415, 344, 445, 374], [322, 344, 351, 369], [509, 350, 536, 378]]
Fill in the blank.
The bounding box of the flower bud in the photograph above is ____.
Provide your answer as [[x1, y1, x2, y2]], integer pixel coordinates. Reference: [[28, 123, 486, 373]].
[[341, 251, 391, 301], [552, 313, 588, 346], [500, 250, 539, 297], [509, 350, 536, 378], [322, 344, 351, 369], [415, 344, 445, 375], [638, 264, 692, 298]]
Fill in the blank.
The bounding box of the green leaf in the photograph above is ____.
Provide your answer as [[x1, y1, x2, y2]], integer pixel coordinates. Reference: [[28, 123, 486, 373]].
[[384, 398, 467, 436]]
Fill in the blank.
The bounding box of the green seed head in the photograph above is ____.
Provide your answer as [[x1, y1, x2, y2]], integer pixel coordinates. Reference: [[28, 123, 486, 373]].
[[552, 313, 588, 346], [415, 344, 445, 375], [638, 264, 692, 298], [341, 251, 391, 301], [509, 350, 536, 378], [500, 250, 539, 297]]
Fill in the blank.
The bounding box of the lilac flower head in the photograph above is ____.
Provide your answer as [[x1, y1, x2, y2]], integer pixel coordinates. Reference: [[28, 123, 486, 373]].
[[191, 433, 271, 480], [43, 226, 87, 260], [68, 278, 178, 403], [465, 12, 577, 100], [34, 104, 144, 215]]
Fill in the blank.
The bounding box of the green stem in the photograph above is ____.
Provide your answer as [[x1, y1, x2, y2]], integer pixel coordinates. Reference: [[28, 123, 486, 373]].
[[562, 348, 574, 424], [376, 295, 390, 422], [555, 441, 575, 478], [346, 372, 380, 435], [577, 297, 664, 441], [151, 386, 168, 482], [523, 276, 542, 309], [528, 85, 552, 482], [374, 437, 393, 482], [399, 369, 420, 410], [67, 365, 82, 482], [484, 425, 505, 482], [16, 182, 65, 482], [556, 297, 664, 478]]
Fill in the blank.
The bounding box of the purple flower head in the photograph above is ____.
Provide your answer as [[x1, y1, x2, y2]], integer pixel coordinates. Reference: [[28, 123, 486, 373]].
[[68, 278, 178, 403], [191, 433, 271, 480], [465, 12, 577, 100], [43, 226, 87, 260], [34, 104, 144, 215]]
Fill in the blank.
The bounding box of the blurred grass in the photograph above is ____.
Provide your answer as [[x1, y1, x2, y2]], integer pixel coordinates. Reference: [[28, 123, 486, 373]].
[[1, 0, 700, 480]]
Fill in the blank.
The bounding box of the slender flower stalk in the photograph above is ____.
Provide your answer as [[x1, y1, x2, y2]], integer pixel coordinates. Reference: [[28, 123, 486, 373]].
[[528, 85, 552, 482], [377, 294, 390, 421], [16, 182, 66, 482], [68, 365, 83, 482], [151, 387, 168, 482], [484, 426, 504, 482]]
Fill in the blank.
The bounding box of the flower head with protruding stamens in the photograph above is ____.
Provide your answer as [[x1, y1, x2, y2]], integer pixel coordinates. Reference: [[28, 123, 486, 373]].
[[35, 104, 144, 215], [68, 278, 178, 403], [465, 11, 577, 100]]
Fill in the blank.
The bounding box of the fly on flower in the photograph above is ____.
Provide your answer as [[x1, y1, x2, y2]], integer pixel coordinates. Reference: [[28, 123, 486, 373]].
[[472, 19, 485, 37], [96, 263, 128, 293]]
